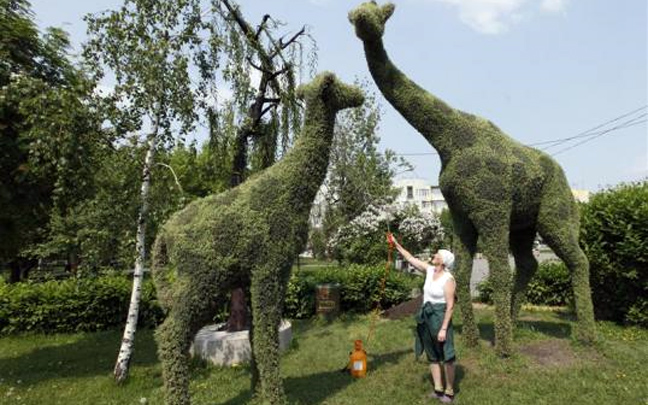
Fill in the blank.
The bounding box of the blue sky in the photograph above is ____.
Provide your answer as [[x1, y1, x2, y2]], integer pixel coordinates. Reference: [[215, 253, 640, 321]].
[[31, 0, 647, 191]]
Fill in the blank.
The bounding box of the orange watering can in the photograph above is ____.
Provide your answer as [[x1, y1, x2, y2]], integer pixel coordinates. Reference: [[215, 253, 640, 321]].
[[348, 339, 367, 378]]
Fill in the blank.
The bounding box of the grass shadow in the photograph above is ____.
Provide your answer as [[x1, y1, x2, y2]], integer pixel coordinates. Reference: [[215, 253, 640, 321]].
[[454, 319, 573, 346], [0, 328, 159, 386], [452, 322, 495, 345], [454, 363, 467, 393], [219, 348, 411, 405], [516, 320, 572, 339]]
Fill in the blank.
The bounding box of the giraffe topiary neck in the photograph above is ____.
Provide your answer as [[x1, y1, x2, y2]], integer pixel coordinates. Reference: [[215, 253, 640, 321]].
[[276, 102, 336, 214], [362, 38, 458, 164]]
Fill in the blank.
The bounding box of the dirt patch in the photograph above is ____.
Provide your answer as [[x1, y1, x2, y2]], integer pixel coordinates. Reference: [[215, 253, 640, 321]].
[[518, 339, 577, 368], [383, 295, 422, 320]]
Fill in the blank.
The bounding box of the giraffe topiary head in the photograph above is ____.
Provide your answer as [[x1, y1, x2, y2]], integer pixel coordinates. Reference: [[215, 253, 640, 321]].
[[297, 71, 365, 112], [348, 1, 395, 43]]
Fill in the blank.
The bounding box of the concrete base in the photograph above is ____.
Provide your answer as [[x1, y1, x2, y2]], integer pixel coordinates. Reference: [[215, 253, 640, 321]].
[[191, 320, 292, 366]]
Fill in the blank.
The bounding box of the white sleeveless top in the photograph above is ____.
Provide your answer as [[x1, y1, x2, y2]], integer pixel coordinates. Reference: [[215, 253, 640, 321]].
[[423, 266, 454, 304]]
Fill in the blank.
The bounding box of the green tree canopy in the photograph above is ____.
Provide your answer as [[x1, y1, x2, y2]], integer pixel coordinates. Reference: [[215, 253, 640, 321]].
[[0, 0, 103, 281]]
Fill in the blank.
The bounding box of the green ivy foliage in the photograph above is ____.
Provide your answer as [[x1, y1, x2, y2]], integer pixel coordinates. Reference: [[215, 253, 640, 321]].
[[0, 275, 164, 335], [580, 181, 648, 327]]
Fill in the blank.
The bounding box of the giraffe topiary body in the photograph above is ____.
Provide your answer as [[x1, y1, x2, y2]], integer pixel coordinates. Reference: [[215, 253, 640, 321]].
[[349, 1, 596, 356], [152, 72, 364, 404]]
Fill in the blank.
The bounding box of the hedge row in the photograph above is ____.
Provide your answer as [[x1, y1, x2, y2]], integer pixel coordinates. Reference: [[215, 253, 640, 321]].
[[285, 264, 420, 319], [0, 264, 419, 334], [476, 261, 572, 307], [0, 274, 164, 335]]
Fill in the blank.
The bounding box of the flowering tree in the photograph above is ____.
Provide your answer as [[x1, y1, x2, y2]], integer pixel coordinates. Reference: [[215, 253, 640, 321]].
[[330, 202, 443, 265]]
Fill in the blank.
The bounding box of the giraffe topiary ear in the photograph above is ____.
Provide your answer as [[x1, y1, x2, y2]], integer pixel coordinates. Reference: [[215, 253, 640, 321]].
[[382, 3, 395, 23]]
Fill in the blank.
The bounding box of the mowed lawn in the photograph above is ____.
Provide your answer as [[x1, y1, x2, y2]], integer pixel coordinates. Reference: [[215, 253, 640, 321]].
[[0, 306, 646, 404]]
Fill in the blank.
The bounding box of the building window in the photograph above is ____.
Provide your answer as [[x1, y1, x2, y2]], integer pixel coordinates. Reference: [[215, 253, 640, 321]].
[[407, 186, 413, 199], [431, 186, 443, 200], [417, 188, 430, 198]]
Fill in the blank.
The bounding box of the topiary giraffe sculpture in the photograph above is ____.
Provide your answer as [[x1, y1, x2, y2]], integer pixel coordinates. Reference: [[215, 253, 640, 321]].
[[349, 1, 596, 356], [151, 72, 364, 404]]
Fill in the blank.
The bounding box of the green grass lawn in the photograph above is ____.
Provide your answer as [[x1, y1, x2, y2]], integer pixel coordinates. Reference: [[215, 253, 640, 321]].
[[0, 307, 646, 404], [292, 257, 336, 272]]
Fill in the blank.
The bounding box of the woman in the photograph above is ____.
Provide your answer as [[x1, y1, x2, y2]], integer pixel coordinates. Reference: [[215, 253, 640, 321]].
[[388, 233, 457, 403]]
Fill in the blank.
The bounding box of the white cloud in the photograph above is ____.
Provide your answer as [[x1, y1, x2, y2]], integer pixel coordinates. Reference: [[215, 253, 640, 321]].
[[433, 0, 527, 34], [429, 0, 569, 34], [309, 0, 332, 6], [540, 0, 569, 13]]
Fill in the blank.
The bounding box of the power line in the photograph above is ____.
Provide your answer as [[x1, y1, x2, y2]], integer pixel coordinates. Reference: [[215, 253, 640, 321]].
[[551, 116, 647, 157], [530, 105, 647, 148], [540, 112, 647, 152]]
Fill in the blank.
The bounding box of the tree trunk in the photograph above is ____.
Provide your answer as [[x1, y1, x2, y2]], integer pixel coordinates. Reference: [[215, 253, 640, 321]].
[[8, 261, 21, 283], [230, 126, 249, 188], [114, 127, 158, 383], [227, 126, 250, 332], [226, 287, 249, 331]]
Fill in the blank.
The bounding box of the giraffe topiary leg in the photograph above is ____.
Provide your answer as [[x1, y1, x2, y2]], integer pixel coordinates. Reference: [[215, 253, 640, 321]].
[[510, 227, 539, 323], [248, 319, 260, 394], [451, 213, 480, 347], [537, 189, 596, 344], [481, 233, 514, 356], [156, 269, 222, 405], [468, 203, 514, 357], [250, 264, 287, 404], [156, 299, 196, 405]]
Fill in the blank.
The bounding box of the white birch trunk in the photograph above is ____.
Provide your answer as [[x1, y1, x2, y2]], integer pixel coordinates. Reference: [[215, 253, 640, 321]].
[[114, 127, 158, 383]]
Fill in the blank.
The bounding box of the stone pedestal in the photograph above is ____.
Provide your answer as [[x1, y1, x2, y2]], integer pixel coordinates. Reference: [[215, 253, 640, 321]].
[[191, 320, 292, 366]]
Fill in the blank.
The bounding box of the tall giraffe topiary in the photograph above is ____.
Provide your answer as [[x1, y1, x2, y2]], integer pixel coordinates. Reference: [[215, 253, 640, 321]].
[[349, 1, 596, 356], [151, 72, 364, 404]]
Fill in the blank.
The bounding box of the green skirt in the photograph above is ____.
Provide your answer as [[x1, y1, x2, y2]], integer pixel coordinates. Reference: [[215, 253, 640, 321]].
[[414, 302, 456, 363]]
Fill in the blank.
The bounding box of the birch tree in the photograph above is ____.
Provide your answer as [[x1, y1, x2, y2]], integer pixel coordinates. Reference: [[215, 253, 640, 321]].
[[84, 0, 207, 383]]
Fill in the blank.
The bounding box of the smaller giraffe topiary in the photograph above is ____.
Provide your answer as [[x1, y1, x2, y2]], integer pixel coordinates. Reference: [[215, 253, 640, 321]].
[[151, 72, 364, 404], [349, 1, 596, 356]]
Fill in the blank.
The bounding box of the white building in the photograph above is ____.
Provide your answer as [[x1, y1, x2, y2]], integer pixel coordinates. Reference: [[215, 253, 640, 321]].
[[393, 178, 592, 215], [571, 189, 590, 203], [309, 184, 328, 229], [393, 178, 447, 215]]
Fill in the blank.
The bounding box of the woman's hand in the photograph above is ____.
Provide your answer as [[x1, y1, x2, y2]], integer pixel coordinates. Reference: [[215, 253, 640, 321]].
[[437, 329, 447, 342]]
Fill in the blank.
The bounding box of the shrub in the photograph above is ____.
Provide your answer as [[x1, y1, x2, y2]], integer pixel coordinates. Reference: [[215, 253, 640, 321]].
[[284, 264, 418, 318], [476, 261, 572, 306], [0, 274, 164, 335], [580, 181, 648, 327], [525, 261, 572, 306]]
